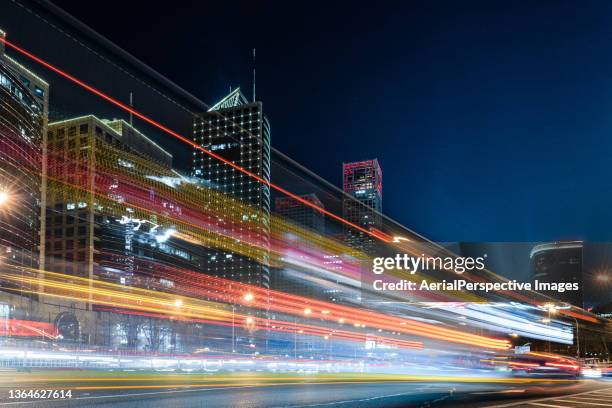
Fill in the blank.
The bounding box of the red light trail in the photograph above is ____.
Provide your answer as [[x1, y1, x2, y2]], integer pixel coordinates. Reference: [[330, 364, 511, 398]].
[[0, 36, 391, 245], [122, 258, 510, 350]]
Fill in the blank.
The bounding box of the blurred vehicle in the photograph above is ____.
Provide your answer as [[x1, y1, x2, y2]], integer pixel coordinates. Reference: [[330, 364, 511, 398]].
[[581, 365, 602, 378], [599, 363, 612, 378], [509, 352, 580, 378], [581, 358, 612, 378]]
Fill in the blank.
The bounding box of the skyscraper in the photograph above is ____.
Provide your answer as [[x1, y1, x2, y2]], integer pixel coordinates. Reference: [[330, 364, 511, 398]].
[[192, 88, 271, 288], [531, 241, 583, 308], [0, 56, 44, 269], [45, 116, 181, 287], [272, 194, 325, 297], [342, 159, 382, 254], [0, 29, 48, 269], [275, 194, 324, 233]]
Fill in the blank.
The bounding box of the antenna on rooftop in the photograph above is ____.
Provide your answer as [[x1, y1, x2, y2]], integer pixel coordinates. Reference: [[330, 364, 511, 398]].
[[252, 48, 256, 102]]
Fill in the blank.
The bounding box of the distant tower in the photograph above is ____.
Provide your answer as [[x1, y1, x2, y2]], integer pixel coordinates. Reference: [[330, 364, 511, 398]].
[[192, 88, 271, 288], [342, 159, 382, 254], [531, 241, 583, 308], [275, 194, 325, 233]]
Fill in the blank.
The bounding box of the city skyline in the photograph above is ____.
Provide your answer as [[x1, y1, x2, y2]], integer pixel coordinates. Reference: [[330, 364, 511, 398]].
[[47, 0, 612, 243], [0, 3, 610, 407]]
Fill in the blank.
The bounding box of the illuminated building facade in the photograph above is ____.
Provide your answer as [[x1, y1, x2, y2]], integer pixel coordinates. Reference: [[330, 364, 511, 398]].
[[192, 88, 271, 288], [45, 116, 204, 290], [275, 194, 324, 233], [0, 30, 47, 269], [531, 241, 583, 308], [342, 159, 382, 254], [272, 194, 325, 297]]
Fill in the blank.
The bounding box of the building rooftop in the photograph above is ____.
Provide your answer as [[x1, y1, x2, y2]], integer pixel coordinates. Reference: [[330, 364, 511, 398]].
[[49, 115, 173, 164], [207, 88, 250, 112], [530, 241, 583, 258]]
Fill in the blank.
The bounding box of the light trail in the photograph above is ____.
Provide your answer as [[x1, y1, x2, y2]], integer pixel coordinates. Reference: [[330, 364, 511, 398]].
[[0, 36, 390, 245], [0, 266, 509, 350], [2, 38, 600, 329], [133, 262, 509, 349], [0, 372, 585, 386]]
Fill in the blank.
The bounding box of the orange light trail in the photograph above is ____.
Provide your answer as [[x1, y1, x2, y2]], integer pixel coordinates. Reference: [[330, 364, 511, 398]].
[[115, 261, 509, 349]]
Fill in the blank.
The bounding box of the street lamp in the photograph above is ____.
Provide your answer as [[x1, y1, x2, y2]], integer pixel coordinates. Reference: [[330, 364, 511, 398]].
[[232, 292, 256, 353], [543, 303, 557, 352], [544, 303, 558, 314], [0, 191, 8, 206], [231, 304, 236, 353], [569, 316, 580, 359]]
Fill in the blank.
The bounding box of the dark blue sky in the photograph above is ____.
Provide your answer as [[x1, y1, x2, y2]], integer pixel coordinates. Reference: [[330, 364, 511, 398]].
[[52, 0, 612, 242]]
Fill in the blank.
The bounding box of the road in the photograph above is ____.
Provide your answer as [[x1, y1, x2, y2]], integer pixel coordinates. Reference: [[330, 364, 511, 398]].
[[0, 377, 610, 407]]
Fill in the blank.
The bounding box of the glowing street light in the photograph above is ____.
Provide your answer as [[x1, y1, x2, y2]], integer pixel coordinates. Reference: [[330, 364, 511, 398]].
[[0, 191, 9, 206], [243, 292, 254, 302], [303, 308, 312, 315], [544, 303, 558, 313], [595, 274, 611, 283], [174, 299, 183, 307]]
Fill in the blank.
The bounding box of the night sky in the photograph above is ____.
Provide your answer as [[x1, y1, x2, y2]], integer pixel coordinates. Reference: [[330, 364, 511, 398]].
[[31, 1, 612, 242]]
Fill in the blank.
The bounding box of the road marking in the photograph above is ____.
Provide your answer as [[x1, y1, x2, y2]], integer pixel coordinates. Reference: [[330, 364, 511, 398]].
[[554, 400, 612, 406], [562, 396, 612, 402], [528, 403, 572, 408], [483, 388, 610, 407], [473, 389, 526, 395], [271, 391, 417, 407]]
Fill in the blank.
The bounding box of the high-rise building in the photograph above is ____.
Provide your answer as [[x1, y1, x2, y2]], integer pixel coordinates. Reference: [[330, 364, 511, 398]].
[[275, 194, 324, 233], [342, 159, 382, 254], [272, 194, 325, 297], [192, 88, 271, 288], [0, 29, 48, 269], [531, 241, 583, 308], [45, 116, 194, 288], [0, 57, 44, 269]]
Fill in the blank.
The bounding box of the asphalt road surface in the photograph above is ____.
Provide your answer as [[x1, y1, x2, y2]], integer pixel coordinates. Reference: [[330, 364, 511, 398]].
[[0, 379, 609, 407], [0, 380, 612, 408]]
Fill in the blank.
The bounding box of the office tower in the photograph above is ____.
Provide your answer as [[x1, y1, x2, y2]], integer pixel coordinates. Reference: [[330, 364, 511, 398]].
[[531, 241, 583, 308], [0, 57, 44, 268], [192, 88, 271, 288], [275, 194, 324, 233], [272, 194, 325, 297], [0, 31, 49, 115], [0, 29, 48, 269], [342, 159, 382, 254], [45, 116, 201, 288]]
